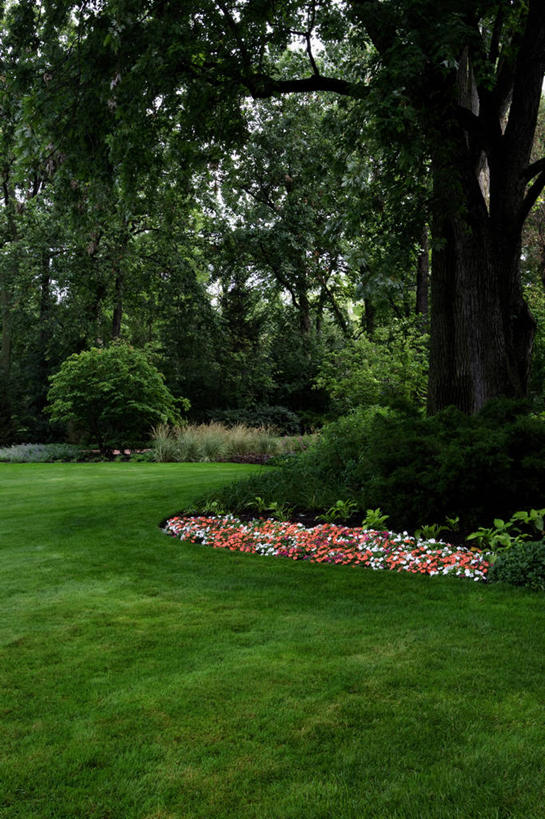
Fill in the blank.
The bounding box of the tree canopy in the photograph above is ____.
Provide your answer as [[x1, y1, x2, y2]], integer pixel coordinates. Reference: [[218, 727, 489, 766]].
[[1, 0, 545, 443]]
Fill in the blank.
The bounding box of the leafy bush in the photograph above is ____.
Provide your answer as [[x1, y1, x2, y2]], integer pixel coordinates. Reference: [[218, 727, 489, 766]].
[[361, 400, 545, 531], [315, 318, 428, 415], [47, 343, 185, 453], [208, 405, 302, 434], [152, 422, 311, 463], [199, 400, 545, 532], [489, 541, 545, 591], [194, 406, 389, 513], [0, 443, 85, 463]]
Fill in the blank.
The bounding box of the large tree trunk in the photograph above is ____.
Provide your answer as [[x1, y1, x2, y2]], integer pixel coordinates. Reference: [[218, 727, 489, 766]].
[[426, 9, 544, 414], [428, 195, 535, 414], [0, 178, 17, 443], [30, 253, 53, 425], [111, 227, 128, 340]]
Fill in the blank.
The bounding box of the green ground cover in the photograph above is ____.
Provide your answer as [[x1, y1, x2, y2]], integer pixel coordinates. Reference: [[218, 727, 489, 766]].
[[2, 463, 545, 818]]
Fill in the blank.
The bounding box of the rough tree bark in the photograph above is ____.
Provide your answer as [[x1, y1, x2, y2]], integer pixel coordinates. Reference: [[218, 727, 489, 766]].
[[425, 3, 545, 412], [32, 251, 53, 419], [428, 171, 535, 413], [112, 270, 124, 339]]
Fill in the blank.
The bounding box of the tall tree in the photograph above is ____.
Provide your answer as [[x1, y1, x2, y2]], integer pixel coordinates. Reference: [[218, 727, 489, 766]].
[[243, 1, 545, 413], [6, 0, 545, 415]]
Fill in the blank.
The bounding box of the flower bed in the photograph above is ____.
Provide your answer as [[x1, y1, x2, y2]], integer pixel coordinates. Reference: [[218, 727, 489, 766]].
[[163, 515, 492, 582]]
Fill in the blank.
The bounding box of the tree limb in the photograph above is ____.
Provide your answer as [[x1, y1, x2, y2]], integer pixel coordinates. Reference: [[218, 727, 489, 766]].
[[315, 260, 349, 335], [349, 0, 397, 55], [502, 1, 545, 171], [247, 73, 356, 98], [214, 0, 252, 72], [489, 6, 504, 65], [522, 157, 545, 181], [454, 105, 502, 155], [305, 32, 320, 77], [519, 168, 545, 228], [238, 183, 279, 214]]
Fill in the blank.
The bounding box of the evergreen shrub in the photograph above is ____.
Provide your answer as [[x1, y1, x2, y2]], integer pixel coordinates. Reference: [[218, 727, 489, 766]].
[[204, 400, 545, 532], [489, 541, 545, 591]]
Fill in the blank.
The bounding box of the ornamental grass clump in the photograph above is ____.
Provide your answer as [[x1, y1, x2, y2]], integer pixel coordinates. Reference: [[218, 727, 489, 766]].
[[164, 515, 491, 582], [152, 422, 309, 463]]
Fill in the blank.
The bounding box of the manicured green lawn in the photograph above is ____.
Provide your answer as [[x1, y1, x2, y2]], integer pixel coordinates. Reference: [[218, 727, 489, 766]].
[[1, 463, 545, 818]]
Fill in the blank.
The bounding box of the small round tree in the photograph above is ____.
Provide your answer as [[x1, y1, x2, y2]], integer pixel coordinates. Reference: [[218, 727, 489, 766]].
[[47, 343, 187, 453]]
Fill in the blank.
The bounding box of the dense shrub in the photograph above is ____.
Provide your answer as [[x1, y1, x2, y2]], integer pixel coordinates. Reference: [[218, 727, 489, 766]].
[[362, 401, 545, 531], [201, 400, 545, 532], [208, 405, 302, 435], [195, 406, 389, 513], [315, 318, 429, 415], [489, 541, 545, 591]]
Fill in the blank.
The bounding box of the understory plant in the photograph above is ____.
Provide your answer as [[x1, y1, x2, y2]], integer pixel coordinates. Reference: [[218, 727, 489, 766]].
[[466, 508, 545, 551], [199, 400, 545, 533], [0, 442, 85, 463], [361, 508, 390, 529], [315, 318, 429, 415], [317, 499, 358, 523], [488, 541, 545, 591], [415, 516, 460, 542], [47, 343, 184, 454]]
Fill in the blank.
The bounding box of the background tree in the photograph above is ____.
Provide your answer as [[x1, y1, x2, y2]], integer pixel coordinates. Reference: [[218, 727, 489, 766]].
[[3, 0, 545, 446], [37, 0, 540, 416], [46, 343, 185, 454]]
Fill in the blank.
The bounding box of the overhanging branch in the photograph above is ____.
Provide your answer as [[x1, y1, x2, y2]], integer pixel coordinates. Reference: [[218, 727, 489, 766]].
[[246, 74, 357, 98]]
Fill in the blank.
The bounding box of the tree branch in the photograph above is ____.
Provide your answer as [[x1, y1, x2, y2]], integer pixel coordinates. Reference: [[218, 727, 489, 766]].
[[214, 0, 252, 71], [315, 261, 349, 335], [349, 0, 397, 55], [489, 7, 503, 65], [305, 33, 319, 76], [522, 157, 545, 181], [519, 168, 545, 228], [257, 239, 300, 309], [454, 105, 501, 154], [455, 106, 483, 136], [502, 1, 545, 170], [247, 73, 356, 98], [305, 1, 319, 76]]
